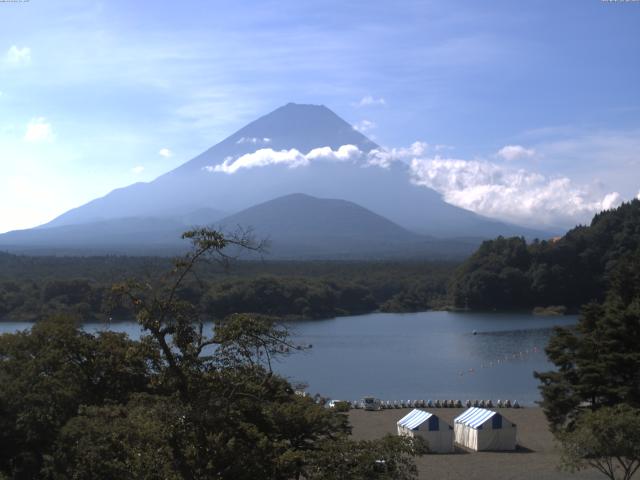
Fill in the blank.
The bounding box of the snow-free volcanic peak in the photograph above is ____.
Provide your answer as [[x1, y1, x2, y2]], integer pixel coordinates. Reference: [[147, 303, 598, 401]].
[[0, 103, 551, 255]]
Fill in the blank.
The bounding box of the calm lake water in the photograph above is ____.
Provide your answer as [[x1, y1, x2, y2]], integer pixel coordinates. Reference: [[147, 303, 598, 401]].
[[0, 311, 577, 405]]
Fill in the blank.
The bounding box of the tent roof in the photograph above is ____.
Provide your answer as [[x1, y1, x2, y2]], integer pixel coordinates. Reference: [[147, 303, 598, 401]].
[[397, 409, 433, 430], [454, 407, 498, 429]]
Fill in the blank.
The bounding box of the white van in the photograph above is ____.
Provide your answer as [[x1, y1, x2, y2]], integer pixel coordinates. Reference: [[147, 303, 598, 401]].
[[362, 396, 382, 411]]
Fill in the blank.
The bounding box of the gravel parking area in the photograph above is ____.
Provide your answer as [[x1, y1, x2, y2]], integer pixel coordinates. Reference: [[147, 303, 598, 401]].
[[348, 407, 618, 480]]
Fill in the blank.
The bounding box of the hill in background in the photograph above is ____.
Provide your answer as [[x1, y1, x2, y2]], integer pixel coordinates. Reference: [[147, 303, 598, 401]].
[[450, 199, 640, 310]]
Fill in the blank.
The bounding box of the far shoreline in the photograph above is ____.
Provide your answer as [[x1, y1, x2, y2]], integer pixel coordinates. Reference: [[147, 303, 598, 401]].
[[0, 304, 579, 325]]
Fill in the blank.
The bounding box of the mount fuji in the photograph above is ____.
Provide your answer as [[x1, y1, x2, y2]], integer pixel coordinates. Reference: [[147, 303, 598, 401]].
[[0, 103, 550, 258]]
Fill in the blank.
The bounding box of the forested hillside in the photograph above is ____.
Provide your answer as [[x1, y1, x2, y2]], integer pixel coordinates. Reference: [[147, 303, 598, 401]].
[[0, 255, 454, 322], [5, 200, 638, 320], [450, 199, 640, 310]]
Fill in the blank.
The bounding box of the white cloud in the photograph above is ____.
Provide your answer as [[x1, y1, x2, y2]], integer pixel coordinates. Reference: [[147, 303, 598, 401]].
[[132, 166, 144, 174], [306, 145, 361, 162], [636, 190, 640, 201], [202, 138, 626, 229], [5, 45, 31, 66], [353, 119, 376, 134], [497, 144, 535, 161], [207, 144, 362, 174], [24, 118, 54, 142], [353, 95, 386, 107], [409, 156, 622, 229], [601, 192, 621, 210], [158, 148, 172, 158], [236, 136, 271, 145], [367, 141, 428, 168], [206, 150, 306, 173], [210, 141, 428, 173]]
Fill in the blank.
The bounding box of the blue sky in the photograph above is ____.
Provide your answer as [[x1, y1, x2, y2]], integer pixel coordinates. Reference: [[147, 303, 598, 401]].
[[0, 0, 639, 232]]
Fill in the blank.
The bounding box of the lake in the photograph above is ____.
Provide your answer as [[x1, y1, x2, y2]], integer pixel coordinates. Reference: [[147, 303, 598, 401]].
[[0, 311, 577, 405]]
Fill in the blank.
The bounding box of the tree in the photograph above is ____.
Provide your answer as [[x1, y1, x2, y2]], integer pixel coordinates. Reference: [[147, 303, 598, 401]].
[[535, 248, 640, 430], [559, 405, 640, 480], [536, 249, 640, 479], [110, 228, 268, 399], [303, 435, 428, 480], [51, 396, 184, 480], [0, 316, 156, 479], [450, 199, 640, 311], [106, 228, 425, 479], [1, 229, 427, 479]]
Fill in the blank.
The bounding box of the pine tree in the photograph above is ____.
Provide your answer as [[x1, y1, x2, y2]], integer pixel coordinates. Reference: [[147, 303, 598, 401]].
[[535, 248, 640, 430]]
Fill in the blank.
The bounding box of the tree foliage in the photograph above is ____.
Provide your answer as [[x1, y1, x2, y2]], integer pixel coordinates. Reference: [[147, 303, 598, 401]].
[[534, 248, 640, 430], [0, 229, 426, 479], [0, 254, 454, 323], [559, 405, 640, 480], [535, 242, 640, 480], [0, 316, 156, 478], [304, 435, 428, 480], [451, 199, 640, 310]]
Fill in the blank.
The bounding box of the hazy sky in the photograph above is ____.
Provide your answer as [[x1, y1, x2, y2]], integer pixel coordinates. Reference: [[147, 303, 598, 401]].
[[1, 0, 639, 233]]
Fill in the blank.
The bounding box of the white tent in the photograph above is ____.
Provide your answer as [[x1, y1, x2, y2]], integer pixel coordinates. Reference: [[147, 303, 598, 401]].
[[453, 407, 517, 451], [397, 409, 454, 453]]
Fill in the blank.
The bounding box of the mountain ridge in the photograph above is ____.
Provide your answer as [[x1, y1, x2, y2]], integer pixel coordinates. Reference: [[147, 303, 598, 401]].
[[0, 193, 480, 259], [0, 103, 553, 256], [168, 103, 379, 176]]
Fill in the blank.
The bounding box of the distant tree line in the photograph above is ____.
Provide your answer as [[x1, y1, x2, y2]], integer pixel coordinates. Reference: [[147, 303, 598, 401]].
[[450, 200, 640, 311], [0, 256, 454, 323], [3, 200, 639, 324]]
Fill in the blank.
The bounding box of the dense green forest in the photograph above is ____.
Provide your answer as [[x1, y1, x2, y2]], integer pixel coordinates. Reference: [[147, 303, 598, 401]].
[[450, 199, 640, 311], [536, 246, 640, 428], [0, 254, 454, 322], [3, 200, 639, 322], [532, 246, 640, 479]]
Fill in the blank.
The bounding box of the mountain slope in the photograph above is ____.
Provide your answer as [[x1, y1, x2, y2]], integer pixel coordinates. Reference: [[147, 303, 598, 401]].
[[43, 103, 378, 229], [215, 193, 482, 259], [0, 209, 223, 255], [0, 194, 480, 258], [171, 102, 379, 175], [38, 103, 546, 238], [0, 103, 552, 256], [216, 193, 419, 258], [219, 193, 416, 239]]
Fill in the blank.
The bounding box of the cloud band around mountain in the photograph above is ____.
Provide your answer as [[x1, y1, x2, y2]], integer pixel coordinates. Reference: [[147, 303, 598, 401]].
[[207, 144, 362, 174], [409, 157, 621, 229], [205, 142, 623, 229]]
